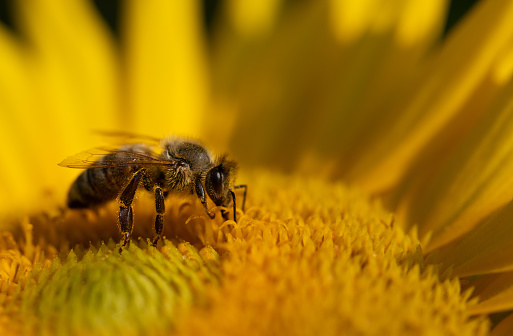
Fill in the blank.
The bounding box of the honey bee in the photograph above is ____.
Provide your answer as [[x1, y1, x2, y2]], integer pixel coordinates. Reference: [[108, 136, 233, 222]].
[[59, 133, 246, 249]]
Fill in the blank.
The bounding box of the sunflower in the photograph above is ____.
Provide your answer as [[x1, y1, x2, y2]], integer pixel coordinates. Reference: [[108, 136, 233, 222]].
[[1, 0, 513, 335]]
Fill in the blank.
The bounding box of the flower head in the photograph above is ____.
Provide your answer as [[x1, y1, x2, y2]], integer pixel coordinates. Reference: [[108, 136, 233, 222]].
[[1, 0, 513, 335]]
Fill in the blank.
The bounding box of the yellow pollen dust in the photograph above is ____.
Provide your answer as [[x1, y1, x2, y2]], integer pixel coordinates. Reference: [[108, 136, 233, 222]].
[[0, 171, 489, 335]]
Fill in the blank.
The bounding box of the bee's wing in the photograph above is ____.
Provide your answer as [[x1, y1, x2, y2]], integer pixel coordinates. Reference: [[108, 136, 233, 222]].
[[93, 130, 162, 146], [58, 147, 178, 169]]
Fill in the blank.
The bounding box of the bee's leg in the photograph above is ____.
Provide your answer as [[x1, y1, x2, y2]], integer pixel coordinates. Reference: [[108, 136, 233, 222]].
[[118, 206, 133, 251], [195, 179, 215, 219], [221, 190, 238, 222], [234, 184, 247, 211], [152, 186, 165, 247], [118, 169, 145, 252], [222, 185, 247, 222]]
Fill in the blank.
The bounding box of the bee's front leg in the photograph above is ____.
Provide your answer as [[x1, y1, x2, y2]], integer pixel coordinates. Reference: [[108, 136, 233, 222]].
[[234, 185, 247, 212], [118, 169, 145, 252], [221, 190, 237, 222], [195, 179, 215, 219], [221, 185, 246, 222]]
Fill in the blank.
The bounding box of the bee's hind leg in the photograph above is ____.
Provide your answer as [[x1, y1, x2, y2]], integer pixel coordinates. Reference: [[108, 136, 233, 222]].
[[152, 186, 165, 247], [118, 169, 145, 252]]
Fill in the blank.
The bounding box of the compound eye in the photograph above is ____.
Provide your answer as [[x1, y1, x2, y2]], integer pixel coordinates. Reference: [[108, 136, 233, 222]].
[[206, 165, 225, 204]]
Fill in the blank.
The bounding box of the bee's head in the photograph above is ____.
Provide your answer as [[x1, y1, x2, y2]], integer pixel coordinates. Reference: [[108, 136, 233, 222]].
[[205, 156, 237, 207]]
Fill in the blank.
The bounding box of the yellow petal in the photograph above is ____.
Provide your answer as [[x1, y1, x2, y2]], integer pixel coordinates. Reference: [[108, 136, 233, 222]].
[[347, 0, 513, 193], [431, 199, 513, 276], [329, 0, 375, 43], [1, 0, 119, 214], [219, 0, 335, 167], [492, 38, 513, 85], [394, 73, 513, 251], [396, 0, 448, 47], [122, 0, 208, 138], [220, 0, 448, 177], [226, 0, 281, 37], [0, 26, 38, 209], [467, 271, 513, 315], [15, 0, 119, 145], [330, 0, 447, 46], [490, 312, 513, 336], [11, 0, 120, 204], [322, 0, 448, 183]]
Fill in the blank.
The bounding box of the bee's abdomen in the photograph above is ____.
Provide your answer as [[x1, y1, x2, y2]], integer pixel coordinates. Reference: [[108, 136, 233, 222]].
[[67, 166, 134, 209]]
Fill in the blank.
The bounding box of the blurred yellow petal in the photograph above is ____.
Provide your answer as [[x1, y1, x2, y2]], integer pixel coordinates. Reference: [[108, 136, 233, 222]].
[[227, 0, 281, 37], [122, 0, 208, 138], [432, 199, 513, 277], [0, 26, 38, 207], [396, 0, 447, 47], [468, 271, 513, 301], [490, 313, 513, 336], [467, 271, 513, 315], [346, 0, 513, 193], [217, 0, 333, 168], [329, 0, 374, 43], [330, 0, 447, 46], [10, 0, 120, 209], [394, 71, 513, 251], [492, 40, 513, 84], [223, 0, 448, 177], [0, 0, 119, 213], [15, 0, 119, 145], [321, 0, 448, 182]]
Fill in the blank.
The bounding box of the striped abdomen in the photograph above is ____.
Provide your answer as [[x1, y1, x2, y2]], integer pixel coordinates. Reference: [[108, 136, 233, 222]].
[[67, 159, 139, 209]]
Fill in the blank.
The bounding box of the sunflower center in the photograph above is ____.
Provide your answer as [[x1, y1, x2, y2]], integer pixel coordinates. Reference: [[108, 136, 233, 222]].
[[0, 171, 489, 335]]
